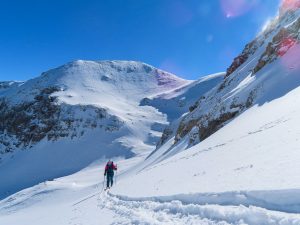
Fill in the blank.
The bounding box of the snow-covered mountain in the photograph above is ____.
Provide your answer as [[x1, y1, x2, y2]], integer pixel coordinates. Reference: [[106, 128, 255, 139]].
[[0, 60, 187, 154], [0, 60, 224, 199]]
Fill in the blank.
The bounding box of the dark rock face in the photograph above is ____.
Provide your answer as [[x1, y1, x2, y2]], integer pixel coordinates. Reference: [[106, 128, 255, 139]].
[[226, 40, 259, 77], [254, 17, 300, 74], [175, 110, 240, 144], [156, 127, 174, 148], [0, 87, 123, 154], [0, 87, 60, 153], [176, 119, 198, 143], [170, 68, 262, 146], [198, 112, 238, 141]]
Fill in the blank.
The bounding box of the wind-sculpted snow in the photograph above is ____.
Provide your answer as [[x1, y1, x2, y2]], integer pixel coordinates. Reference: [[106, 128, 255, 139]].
[[100, 192, 300, 225], [113, 189, 300, 214]]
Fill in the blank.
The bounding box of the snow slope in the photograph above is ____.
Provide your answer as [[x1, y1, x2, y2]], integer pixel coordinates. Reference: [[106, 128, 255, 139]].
[[2, 151, 300, 225], [0, 60, 225, 200]]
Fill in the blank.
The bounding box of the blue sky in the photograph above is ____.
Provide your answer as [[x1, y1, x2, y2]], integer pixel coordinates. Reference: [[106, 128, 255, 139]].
[[0, 0, 280, 80]]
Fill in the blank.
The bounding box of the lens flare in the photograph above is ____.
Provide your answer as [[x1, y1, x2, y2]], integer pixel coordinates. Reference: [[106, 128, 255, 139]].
[[277, 37, 297, 57], [281, 0, 300, 12], [166, 1, 194, 27], [280, 42, 300, 71], [160, 59, 185, 77], [220, 0, 257, 18]]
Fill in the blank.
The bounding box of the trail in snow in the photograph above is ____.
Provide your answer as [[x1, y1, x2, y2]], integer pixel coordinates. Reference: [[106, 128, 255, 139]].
[[90, 191, 300, 225]]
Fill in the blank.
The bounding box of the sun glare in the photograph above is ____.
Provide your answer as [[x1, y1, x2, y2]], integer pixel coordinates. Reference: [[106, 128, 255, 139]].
[[220, 0, 257, 18], [281, 0, 300, 12]]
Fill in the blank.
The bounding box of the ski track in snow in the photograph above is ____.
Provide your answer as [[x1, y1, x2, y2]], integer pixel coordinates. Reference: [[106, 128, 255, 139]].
[[71, 191, 300, 225]]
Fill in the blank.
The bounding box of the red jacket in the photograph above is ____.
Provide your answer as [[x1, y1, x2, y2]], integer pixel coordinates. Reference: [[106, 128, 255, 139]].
[[104, 162, 117, 175]]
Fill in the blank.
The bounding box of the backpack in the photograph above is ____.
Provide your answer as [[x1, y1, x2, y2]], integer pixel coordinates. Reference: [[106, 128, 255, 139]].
[[107, 162, 114, 173]]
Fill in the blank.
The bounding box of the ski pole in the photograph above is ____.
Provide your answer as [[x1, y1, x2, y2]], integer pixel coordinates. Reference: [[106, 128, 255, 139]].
[[103, 174, 106, 189], [115, 164, 117, 185], [72, 174, 106, 206], [73, 183, 102, 206]]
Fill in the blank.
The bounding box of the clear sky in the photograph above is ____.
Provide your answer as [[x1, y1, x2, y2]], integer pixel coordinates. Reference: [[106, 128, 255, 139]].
[[0, 0, 281, 81]]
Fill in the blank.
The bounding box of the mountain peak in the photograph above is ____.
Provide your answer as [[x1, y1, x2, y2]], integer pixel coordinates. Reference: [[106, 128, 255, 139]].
[[42, 60, 187, 90], [1, 60, 188, 107]]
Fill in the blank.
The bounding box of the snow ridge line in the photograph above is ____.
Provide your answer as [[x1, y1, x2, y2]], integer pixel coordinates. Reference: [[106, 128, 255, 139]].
[[109, 189, 300, 213]]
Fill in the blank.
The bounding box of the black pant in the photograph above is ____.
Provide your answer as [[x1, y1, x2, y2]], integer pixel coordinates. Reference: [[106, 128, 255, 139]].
[[106, 174, 114, 188]]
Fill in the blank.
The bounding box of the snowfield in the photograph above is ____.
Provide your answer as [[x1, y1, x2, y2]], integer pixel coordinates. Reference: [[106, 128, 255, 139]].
[[2, 153, 300, 225]]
